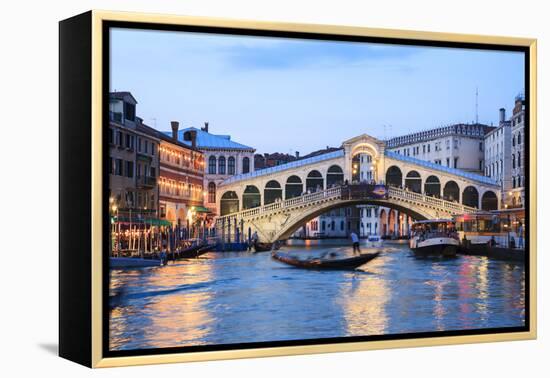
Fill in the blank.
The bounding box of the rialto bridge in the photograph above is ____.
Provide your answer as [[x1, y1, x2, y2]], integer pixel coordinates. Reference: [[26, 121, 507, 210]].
[[214, 134, 500, 243]]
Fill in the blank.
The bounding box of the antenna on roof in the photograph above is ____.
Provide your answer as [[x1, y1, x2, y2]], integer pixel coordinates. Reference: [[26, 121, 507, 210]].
[[475, 87, 479, 124]]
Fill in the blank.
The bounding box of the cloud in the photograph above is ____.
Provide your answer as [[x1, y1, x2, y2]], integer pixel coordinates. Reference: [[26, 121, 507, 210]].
[[222, 39, 419, 70]]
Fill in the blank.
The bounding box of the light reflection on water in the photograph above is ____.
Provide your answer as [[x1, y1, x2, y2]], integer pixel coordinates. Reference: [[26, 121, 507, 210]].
[[109, 241, 525, 351]]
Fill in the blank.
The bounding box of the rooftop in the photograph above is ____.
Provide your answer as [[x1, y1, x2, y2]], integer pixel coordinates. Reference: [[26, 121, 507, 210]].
[[138, 124, 199, 151], [386, 123, 494, 148], [164, 127, 255, 151], [385, 151, 498, 186], [221, 149, 345, 186]]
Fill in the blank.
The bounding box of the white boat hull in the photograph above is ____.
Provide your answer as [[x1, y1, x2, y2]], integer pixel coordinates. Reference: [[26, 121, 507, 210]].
[[409, 237, 459, 257]]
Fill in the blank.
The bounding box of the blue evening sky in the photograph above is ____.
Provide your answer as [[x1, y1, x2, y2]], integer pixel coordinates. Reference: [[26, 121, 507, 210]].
[[110, 28, 525, 155]]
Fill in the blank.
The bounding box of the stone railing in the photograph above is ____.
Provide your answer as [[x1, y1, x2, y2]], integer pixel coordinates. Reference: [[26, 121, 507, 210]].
[[216, 185, 477, 227]]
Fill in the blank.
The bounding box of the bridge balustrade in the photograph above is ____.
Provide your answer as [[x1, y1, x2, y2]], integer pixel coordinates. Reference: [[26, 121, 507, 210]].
[[216, 184, 477, 228]]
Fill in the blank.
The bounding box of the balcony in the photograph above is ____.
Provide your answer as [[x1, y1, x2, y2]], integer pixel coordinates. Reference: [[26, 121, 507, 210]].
[[137, 175, 157, 189]]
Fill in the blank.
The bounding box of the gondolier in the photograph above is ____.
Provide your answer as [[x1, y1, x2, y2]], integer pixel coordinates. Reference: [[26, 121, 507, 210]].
[[350, 232, 360, 255]]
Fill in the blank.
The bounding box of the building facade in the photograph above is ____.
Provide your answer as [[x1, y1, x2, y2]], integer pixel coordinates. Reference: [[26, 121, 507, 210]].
[[484, 108, 512, 202], [139, 121, 206, 227], [108, 92, 160, 217], [510, 94, 526, 208], [175, 123, 256, 215], [386, 123, 494, 173]]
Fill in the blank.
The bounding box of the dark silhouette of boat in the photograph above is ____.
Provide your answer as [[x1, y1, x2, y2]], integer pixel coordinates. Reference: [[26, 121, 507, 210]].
[[179, 243, 215, 258], [271, 251, 379, 270], [253, 242, 273, 253]]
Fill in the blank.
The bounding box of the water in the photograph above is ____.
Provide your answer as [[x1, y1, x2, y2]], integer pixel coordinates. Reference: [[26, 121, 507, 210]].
[[109, 240, 525, 351]]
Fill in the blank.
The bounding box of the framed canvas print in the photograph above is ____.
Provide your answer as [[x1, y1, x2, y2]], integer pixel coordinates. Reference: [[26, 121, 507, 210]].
[[59, 10, 537, 368]]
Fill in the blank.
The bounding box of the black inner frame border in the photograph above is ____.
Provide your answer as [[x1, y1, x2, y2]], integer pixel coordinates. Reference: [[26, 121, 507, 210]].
[[102, 20, 531, 359]]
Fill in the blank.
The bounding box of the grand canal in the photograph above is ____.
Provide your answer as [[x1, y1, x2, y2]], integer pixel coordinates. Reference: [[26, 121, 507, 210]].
[[109, 241, 525, 351]]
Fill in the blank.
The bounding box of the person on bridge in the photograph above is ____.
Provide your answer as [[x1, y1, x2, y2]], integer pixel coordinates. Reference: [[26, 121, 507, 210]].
[[350, 232, 361, 255]]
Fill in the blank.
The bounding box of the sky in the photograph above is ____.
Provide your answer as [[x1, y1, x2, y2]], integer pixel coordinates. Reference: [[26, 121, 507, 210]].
[[110, 28, 525, 155]]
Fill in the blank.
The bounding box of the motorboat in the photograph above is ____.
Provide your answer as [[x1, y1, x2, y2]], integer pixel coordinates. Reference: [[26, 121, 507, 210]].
[[409, 219, 459, 257]]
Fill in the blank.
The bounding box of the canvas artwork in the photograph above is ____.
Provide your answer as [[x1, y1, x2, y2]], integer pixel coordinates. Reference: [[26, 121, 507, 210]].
[[105, 25, 529, 356]]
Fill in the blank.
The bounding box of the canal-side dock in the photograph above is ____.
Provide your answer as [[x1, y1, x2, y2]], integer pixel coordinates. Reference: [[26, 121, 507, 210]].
[[458, 243, 525, 262]]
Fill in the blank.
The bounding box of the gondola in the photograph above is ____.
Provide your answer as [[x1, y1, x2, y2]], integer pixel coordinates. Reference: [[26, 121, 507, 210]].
[[271, 251, 379, 270], [179, 244, 214, 258], [253, 242, 273, 253]]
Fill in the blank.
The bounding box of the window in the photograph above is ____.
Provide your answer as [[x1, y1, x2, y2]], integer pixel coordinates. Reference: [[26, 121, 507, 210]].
[[321, 221, 326, 231], [340, 221, 344, 231], [208, 156, 217, 174], [116, 131, 123, 147], [517, 154, 521, 168], [218, 156, 226, 175], [108, 157, 113, 174], [125, 161, 134, 178], [208, 182, 216, 203], [144, 140, 149, 154], [228, 156, 235, 175], [124, 102, 135, 121], [518, 132, 522, 145], [150, 167, 156, 178], [513, 176, 516, 188], [109, 128, 114, 144], [242, 157, 250, 174], [512, 154, 516, 169], [151, 143, 155, 156], [446, 158, 450, 167], [427, 144, 431, 153], [115, 159, 123, 176], [423, 145, 426, 153]]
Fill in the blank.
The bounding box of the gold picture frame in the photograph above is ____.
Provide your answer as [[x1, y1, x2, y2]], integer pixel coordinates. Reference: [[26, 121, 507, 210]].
[[59, 10, 537, 368]]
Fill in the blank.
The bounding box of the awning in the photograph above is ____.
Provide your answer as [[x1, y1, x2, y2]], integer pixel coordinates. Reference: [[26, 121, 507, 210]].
[[192, 206, 211, 213], [112, 217, 172, 226]]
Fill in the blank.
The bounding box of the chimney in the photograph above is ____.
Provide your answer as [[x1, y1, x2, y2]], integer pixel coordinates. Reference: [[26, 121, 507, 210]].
[[204, 122, 209, 133], [499, 108, 506, 124], [295, 151, 300, 158], [189, 130, 197, 149], [171, 121, 179, 140]]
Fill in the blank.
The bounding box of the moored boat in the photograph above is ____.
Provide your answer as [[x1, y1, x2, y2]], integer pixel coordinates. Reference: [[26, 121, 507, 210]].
[[409, 219, 459, 257], [253, 242, 273, 253], [110, 257, 165, 268], [178, 244, 204, 258], [271, 251, 379, 270]]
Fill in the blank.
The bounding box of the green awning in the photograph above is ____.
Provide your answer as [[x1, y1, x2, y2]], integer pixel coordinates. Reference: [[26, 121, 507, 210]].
[[112, 217, 172, 226], [192, 206, 211, 213]]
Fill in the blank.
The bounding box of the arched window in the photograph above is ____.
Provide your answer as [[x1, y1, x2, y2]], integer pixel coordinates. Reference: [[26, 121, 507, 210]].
[[481, 191, 498, 210], [227, 156, 235, 175], [462, 186, 479, 208], [326, 165, 344, 187], [208, 156, 216, 174], [306, 170, 323, 192], [512, 176, 516, 188], [218, 156, 226, 175], [517, 154, 521, 168], [285, 175, 303, 199], [264, 180, 282, 205], [386, 166, 403, 187], [208, 182, 216, 203], [517, 132, 521, 145], [512, 153, 516, 169]]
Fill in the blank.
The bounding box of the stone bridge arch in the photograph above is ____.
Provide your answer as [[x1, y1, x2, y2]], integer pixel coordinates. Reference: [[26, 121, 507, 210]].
[[271, 199, 432, 242]]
